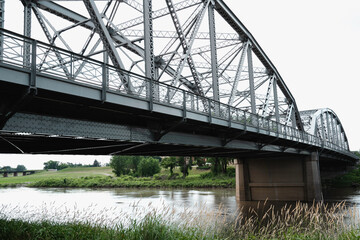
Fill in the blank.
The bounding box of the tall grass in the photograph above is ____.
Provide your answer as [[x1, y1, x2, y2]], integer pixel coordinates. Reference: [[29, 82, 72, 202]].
[[1, 200, 360, 239]]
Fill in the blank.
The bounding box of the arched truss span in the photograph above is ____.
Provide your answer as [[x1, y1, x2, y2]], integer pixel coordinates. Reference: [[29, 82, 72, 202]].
[[300, 109, 349, 151], [1, 0, 356, 155], [8, 0, 304, 130]]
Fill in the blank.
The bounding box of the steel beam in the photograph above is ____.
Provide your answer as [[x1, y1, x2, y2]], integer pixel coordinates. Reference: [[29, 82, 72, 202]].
[[83, 0, 133, 92], [262, 75, 274, 117], [0, 0, 4, 61], [22, 0, 32, 68], [143, 0, 156, 102], [247, 43, 256, 114], [228, 41, 249, 106], [272, 77, 279, 122], [214, 0, 304, 131], [208, 2, 219, 103], [165, 0, 207, 97]]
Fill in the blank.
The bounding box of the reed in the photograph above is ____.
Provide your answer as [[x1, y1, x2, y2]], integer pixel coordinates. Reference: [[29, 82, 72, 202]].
[[0, 200, 359, 239]]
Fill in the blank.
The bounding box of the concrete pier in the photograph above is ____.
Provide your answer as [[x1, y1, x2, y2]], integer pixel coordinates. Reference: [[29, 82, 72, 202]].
[[235, 152, 323, 201]]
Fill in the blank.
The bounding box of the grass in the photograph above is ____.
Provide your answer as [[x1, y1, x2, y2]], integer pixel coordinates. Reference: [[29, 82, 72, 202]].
[[0, 200, 359, 239], [0, 166, 235, 188], [0, 167, 114, 186]]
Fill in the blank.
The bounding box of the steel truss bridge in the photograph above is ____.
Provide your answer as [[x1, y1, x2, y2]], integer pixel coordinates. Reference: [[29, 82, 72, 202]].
[[0, 0, 357, 164]]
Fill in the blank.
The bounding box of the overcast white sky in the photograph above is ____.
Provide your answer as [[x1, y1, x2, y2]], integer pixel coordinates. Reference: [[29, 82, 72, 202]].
[[0, 0, 359, 169]]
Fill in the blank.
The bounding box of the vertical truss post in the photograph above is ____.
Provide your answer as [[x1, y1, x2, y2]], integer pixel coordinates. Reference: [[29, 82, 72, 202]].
[[0, 0, 4, 62], [320, 112, 325, 141], [272, 76, 279, 123], [247, 43, 256, 114], [262, 75, 274, 117], [325, 112, 331, 142], [285, 103, 293, 126], [143, 0, 155, 106], [291, 109, 296, 128], [208, 1, 219, 114], [228, 41, 249, 106], [23, 1, 32, 68], [101, 50, 108, 102], [340, 132, 345, 149], [333, 119, 339, 146], [329, 114, 335, 144], [30, 39, 37, 88], [83, 0, 133, 93]]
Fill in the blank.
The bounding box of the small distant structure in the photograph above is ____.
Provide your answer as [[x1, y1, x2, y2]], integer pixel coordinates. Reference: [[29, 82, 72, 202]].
[[0, 170, 37, 178], [47, 169, 58, 172]]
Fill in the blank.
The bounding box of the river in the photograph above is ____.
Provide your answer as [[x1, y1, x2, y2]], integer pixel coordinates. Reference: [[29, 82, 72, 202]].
[[1, 187, 360, 227]]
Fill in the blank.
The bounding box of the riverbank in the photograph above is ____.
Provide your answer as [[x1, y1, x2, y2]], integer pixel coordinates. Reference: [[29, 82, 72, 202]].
[[0, 166, 235, 188], [1, 201, 359, 240], [325, 166, 360, 188]]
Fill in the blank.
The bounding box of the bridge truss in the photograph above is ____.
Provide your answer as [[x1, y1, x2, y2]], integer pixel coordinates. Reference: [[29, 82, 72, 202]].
[[0, 0, 355, 158]]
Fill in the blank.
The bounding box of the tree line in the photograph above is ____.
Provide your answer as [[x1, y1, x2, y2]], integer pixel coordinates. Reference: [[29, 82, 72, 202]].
[[0, 165, 27, 172], [43, 160, 101, 170], [110, 155, 233, 178]]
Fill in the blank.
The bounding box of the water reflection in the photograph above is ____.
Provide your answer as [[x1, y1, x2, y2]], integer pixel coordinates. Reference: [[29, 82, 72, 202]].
[[0, 187, 360, 226]]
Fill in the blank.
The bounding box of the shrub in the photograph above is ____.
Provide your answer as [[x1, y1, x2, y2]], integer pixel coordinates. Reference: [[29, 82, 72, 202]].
[[226, 167, 236, 177]]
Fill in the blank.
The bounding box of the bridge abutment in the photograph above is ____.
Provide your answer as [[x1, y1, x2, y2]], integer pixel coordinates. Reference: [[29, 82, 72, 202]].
[[235, 152, 323, 201]]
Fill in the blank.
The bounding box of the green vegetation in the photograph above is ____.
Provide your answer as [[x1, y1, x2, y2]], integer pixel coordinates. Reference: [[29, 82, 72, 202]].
[[325, 151, 360, 187], [0, 201, 359, 239], [110, 155, 160, 177], [0, 166, 234, 188], [0, 167, 114, 187], [0, 164, 27, 172], [43, 159, 102, 170]]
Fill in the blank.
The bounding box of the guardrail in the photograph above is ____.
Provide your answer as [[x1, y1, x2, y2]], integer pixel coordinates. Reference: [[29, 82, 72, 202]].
[[0, 28, 351, 155]]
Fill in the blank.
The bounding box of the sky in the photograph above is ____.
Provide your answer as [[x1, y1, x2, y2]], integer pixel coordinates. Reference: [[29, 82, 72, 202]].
[[0, 0, 359, 169]]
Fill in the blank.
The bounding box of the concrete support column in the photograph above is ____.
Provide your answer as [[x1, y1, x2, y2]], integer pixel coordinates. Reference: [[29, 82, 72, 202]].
[[234, 159, 250, 201], [3, 172, 8, 177], [13, 172, 18, 177], [305, 152, 323, 201], [23, 172, 27, 176]]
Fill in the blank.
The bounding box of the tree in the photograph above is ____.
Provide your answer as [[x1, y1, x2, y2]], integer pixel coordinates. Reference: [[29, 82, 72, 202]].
[[161, 156, 177, 175], [57, 163, 68, 170], [43, 160, 59, 170], [178, 156, 192, 178], [137, 157, 161, 177], [208, 157, 231, 175], [93, 159, 101, 167], [16, 165, 26, 171], [1, 166, 11, 171], [110, 155, 133, 176]]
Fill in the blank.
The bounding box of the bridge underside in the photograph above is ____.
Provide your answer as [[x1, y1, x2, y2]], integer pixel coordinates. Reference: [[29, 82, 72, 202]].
[[0, 79, 353, 163]]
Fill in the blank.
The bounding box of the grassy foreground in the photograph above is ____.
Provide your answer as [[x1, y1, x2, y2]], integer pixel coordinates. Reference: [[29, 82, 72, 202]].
[[0, 166, 235, 188], [1, 201, 359, 240]]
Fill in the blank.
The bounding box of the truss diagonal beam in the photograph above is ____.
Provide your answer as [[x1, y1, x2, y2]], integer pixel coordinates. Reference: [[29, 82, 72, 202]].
[[228, 41, 249, 106], [32, 4, 71, 78], [165, 0, 207, 97], [82, 0, 133, 92], [214, 0, 304, 131], [117, 0, 201, 31]]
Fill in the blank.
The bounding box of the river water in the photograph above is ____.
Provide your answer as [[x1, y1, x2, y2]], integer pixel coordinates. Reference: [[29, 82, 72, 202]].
[[1, 187, 360, 226]]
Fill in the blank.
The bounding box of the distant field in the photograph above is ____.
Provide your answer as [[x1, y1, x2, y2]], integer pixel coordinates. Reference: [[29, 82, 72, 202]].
[[0, 166, 234, 188], [0, 167, 114, 185], [0, 166, 210, 185]]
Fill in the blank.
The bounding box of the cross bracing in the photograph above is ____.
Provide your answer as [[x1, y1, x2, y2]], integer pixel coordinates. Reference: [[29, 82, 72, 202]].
[[0, 0, 356, 157]]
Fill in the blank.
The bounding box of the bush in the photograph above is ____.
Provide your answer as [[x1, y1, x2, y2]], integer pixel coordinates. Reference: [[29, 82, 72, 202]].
[[137, 157, 161, 177], [226, 167, 236, 177]]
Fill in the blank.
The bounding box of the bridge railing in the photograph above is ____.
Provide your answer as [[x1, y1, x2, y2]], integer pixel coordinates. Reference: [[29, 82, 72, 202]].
[[0, 29, 350, 154]]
